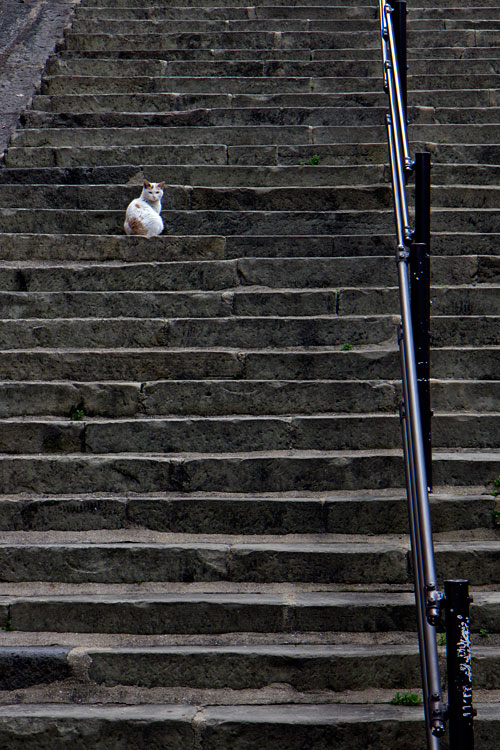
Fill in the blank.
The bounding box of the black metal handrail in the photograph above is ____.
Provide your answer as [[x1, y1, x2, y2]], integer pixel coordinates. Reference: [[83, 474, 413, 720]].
[[378, 2, 474, 748]]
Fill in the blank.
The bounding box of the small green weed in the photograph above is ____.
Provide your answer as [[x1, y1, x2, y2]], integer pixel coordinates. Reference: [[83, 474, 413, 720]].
[[492, 476, 500, 497], [492, 509, 500, 527], [341, 342, 353, 351], [299, 154, 320, 166], [479, 628, 490, 639], [2, 618, 12, 632], [70, 408, 85, 421], [437, 632, 447, 647], [390, 691, 422, 706]]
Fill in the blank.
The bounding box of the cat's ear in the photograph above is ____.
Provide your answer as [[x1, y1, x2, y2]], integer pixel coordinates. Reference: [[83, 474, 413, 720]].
[[144, 180, 151, 188], [158, 182, 165, 188]]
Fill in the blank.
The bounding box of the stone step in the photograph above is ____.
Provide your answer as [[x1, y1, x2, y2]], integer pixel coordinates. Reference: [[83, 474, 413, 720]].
[[2, 164, 500, 192], [71, 6, 500, 22], [0, 313, 497, 350], [25, 88, 499, 115], [1, 285, 497, 319], [51, 45, 500, 61], [0, 535, 419, 584], [46, 56, 500, 78], [10, 140, 500, 169], [0, 184, 394, 211], [68, 18, 469, 34], [19, 104, 500, 131], [0, 207, 391, 234], [1, 411, 500, 454], [0, 376, 498, 418], [0, 450, 408, 493], [0, 164, 388, 187], [2, 205, 497, 236], [0, 489, 492, 533], [0, 703, 449, 750], [41, 75, 391, 96], [8, 642, 500, 692], [76, 0, 500, 7], [68, 16, 500, 33], [62, 30, 485, 53], [0, 315, 398, 349], [0, 641, 428, 692], [0, 449, 496, 493], [0, 231, 496, 261], [4, 183, 500, 212], [0, 256, 484, 292], [5, 588, 500, 634], [73, 6, 381, 21], [2, 346, 499, 382], [14, 123, 500, 150]]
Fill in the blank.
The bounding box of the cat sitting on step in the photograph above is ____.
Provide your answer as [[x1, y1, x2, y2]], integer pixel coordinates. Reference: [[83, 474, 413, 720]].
[[124, 180, 165, 237]]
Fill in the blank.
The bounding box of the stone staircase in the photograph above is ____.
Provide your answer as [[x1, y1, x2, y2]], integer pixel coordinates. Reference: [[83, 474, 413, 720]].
[[0, 0, 499, 746]]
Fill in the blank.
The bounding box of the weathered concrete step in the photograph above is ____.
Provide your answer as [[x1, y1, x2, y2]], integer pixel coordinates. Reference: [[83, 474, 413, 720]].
[[77, 0, 500, 7], [0, 703, 437, 750], [56, 643, 500, 691], [0, 207, 393, 235], [71, 6, 500, 22], [44, 56, 500, 78], [0, 537, 415, 584], [0, 290, 341, 319], [10, 125, 386, 149], [0, 642, 425, 692], [6, 589, 500, 635], [0, 702, 498, 750], [0, 450, 496, 493], [62, 30, 485, 52], [0, 164, 388, 188], [20, 103, 500, 131], [0, 450, 409, 493], [0, 231, 495, 262], [25, 88, 498, 116], [2, 346, 500, 382], [67, 17, 500, 34], [0, 233, 230, 263], [0, 256, 483, 292], [0, 376, 497, 418], [12, 122, 500, 150], [0, 414, 401, 454], [0, 232, 391, 262], [0, 378, 399, 418], [0, 316, 398, 349], [0, 185, 393, 211], [43, 56, 466, 79], [9, 141, 500, 171], [40, 75, 386, 96], [432, 316, 500, 346], [73, 6, 381, 21], [0, 490, 492, 534], [3, 411, 500, 454], [39, 73, 500, 97], [0, 314, 498, 350], [52, 45, 500, 61], [0, 646, 71, 690], [3, 285, 496, 320], [163, 207, 500, 235], [10, 125, 326, 149]]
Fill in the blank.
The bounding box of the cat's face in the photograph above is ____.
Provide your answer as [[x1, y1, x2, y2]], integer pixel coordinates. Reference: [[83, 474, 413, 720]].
[[143, 180, 164, 201]]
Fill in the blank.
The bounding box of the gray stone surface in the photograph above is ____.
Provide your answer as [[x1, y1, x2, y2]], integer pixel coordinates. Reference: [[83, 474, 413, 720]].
[[0, 0, 79, 158], [0, 0, 499, 743]]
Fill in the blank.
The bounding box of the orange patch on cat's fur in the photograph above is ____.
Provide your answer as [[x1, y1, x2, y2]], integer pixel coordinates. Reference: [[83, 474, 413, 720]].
[[127, 216, 148, 236]]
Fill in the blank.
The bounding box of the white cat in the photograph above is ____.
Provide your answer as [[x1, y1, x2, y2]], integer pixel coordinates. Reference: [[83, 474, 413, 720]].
[[124, 180, 165, 238]]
